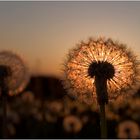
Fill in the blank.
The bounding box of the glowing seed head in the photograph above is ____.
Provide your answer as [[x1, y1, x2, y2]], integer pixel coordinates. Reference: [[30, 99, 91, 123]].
[[62, 37, 140, 105], [63, 115, 82, 134], [117, 120, 140, 139], [0, 51, 30, 96]]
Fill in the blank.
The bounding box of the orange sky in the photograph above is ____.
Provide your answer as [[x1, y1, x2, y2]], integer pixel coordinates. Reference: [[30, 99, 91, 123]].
[[1, 1, 140, 77]]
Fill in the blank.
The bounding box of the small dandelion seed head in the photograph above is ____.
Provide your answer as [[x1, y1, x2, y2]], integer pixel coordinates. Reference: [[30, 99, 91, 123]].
[[63, 115, 82, 134], [117, 120, 140, 139], [62, 37, 140, 105], [0, 51, 30, 96]]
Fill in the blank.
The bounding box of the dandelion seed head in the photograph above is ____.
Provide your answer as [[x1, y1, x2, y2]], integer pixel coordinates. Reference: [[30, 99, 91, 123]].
[[62, 37, 140, 104], [117, 120, 140, 139], [63, 115, 82, 134], [0, 51, 30, 96]]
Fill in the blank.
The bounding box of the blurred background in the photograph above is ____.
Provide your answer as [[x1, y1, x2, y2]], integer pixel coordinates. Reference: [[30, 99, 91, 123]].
[[0, 76, 140, 138], [0, 1, 140, 138]]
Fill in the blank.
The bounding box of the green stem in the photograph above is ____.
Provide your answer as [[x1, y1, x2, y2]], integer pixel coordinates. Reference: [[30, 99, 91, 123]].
[[99, 103, 107, 139]]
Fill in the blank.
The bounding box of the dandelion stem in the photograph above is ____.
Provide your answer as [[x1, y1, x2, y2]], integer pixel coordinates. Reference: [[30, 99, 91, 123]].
[[99, 103, 107, 138], [95, 76, 108, 138], [2, 89, 8, 138], [0, 65, 10, 139]]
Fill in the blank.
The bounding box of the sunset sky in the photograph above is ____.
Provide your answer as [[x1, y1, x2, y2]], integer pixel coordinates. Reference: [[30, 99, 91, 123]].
[[1, 1, 140, 77]]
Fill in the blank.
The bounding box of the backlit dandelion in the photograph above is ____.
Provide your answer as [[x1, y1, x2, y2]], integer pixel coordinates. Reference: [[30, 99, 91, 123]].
[[0, 51, 29, 96], [63, 37, 140, 138], [63, 37, 140, 104], [0, 51, 29, 138]]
